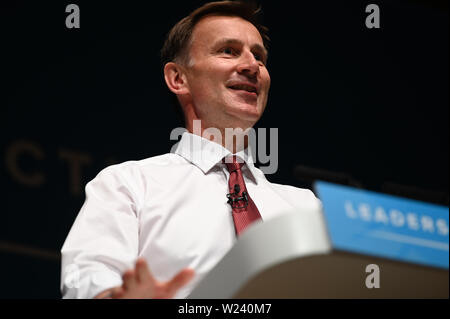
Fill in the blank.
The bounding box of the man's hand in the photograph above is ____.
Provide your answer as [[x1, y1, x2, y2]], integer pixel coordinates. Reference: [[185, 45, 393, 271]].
[[96, 258, 195, 299]]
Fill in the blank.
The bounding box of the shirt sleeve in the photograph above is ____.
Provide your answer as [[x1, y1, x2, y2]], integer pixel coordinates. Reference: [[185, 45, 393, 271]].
[[60, 165, 140, 299]]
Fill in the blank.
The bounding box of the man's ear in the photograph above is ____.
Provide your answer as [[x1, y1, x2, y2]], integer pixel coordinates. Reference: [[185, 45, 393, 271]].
[[164, 62, 190, 95]]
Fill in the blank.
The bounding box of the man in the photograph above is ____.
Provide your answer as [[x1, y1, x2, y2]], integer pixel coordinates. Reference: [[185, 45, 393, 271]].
[[61, 1, 321, 299]]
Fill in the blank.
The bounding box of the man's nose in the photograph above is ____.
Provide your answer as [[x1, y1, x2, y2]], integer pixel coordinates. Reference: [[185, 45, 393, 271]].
[[236, 51, 259, 78]]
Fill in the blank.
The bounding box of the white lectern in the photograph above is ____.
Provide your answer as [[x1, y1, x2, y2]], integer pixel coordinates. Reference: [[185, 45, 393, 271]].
[[189, 210, 449, 298]]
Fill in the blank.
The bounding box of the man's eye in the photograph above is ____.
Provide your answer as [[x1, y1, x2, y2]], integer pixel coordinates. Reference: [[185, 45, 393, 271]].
[[222, 47, 234, 55], [254, 53, 266, 64]]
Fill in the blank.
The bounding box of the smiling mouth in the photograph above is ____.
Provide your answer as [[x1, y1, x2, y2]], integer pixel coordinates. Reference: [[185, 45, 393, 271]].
[[227, 84, 258, 96]]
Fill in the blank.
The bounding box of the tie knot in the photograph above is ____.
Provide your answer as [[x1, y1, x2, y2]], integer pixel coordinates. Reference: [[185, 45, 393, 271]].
[[223, 156, 244, 173]]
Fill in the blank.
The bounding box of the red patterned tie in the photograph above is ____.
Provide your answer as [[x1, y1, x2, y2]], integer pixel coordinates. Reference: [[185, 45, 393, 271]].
[[224, 156, 262, 236]]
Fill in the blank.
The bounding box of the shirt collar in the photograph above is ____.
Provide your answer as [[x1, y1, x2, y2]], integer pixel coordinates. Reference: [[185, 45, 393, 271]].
[[173, 132, 260, 183]]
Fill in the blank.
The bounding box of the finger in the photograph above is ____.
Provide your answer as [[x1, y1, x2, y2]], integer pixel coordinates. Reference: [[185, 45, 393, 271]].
[[122, 269, 138, 291], [166, 268, 195, 294], [111, 286, 125, 299], [95, 288, 115, 299], [135, 258, 155, 285]]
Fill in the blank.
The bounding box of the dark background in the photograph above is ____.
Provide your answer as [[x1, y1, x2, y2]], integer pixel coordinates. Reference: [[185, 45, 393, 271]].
[[1, 1, 448, 298]]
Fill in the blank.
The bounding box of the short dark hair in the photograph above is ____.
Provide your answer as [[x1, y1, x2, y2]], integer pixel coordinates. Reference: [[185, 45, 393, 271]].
[[161, 0, 269, 67]]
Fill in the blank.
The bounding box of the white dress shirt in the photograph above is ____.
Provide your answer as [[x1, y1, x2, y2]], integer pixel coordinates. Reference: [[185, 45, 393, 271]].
[[60, 132, 321, 299]]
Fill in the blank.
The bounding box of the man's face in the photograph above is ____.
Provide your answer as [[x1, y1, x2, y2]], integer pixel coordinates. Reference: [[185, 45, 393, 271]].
[[184, 15, 271, 130]]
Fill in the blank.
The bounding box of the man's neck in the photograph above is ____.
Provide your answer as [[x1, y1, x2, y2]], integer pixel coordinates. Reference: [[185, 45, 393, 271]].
[[186, 121, 251, 154]]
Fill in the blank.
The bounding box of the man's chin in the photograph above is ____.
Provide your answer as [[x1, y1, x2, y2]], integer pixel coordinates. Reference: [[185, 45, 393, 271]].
[[226, 105, 261, 125]]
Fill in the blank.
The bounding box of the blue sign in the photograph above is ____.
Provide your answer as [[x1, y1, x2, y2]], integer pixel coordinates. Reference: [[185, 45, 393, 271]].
[[314, 181, 449, 269]]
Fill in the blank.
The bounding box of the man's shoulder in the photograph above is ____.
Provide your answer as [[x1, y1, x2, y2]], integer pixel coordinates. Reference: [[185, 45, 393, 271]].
[[251, 166, 316, 199], [262, 177, 322, 210], [269, 182, 318, 200], [94, 153, 187, 180]]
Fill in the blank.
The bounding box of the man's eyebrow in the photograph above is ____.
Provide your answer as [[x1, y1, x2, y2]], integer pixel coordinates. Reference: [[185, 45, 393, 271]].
[[213, 38, 268, 57]]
